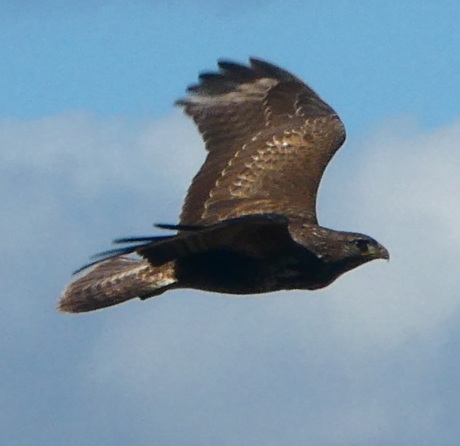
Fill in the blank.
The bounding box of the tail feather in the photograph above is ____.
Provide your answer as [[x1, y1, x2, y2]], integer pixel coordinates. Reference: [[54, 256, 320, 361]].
[[58, 257, 177, 313]]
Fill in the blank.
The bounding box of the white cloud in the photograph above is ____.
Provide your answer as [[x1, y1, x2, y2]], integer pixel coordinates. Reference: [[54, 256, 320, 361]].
[[2, 113, 460, 445]]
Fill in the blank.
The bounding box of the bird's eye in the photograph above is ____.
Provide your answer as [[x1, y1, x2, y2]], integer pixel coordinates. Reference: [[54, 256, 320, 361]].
[[353, 239, 369, 253]]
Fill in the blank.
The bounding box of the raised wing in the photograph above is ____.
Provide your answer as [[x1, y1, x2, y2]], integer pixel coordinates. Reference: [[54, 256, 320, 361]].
[[177, 58, 346, 225]]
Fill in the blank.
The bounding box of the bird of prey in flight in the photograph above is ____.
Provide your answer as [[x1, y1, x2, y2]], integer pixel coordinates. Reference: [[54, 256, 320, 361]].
[[59, 58, 389, 313]]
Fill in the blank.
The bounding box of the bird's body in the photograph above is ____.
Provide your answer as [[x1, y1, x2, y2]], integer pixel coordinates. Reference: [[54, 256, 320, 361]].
[[59, 58, 389, 313]]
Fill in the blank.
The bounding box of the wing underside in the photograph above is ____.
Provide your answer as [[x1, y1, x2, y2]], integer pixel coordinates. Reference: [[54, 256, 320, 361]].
[[177, 58, 346, 225]]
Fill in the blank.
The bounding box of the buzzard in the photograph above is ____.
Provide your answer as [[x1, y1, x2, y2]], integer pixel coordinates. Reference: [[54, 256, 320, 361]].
[[59, 58, 389, 313]]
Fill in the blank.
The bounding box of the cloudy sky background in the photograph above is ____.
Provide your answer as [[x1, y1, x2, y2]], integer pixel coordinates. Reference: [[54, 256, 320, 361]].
[[2, 1, 460, 445]]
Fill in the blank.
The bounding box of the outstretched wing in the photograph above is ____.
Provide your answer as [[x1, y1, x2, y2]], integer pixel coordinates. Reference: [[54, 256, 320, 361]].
[[88, 214, 303, 268], [177, 58, 346, 225]]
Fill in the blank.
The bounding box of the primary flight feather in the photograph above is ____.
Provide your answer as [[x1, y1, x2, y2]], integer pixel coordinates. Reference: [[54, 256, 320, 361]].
[[59, 58, 389, 313]]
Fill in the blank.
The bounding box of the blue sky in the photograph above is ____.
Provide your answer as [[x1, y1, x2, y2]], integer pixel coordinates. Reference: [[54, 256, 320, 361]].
[[2, 2, 460, 445]]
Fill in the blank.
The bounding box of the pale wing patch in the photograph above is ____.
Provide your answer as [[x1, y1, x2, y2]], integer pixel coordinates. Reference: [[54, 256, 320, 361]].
[[184, 78, 278, 106]]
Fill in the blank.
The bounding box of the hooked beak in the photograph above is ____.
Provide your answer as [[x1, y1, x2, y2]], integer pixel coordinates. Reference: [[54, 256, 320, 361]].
[[376, 243, 390, 261]]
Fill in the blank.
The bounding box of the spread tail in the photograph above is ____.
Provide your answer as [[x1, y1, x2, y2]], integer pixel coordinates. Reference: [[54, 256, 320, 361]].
[[58, 257, 177, 313]]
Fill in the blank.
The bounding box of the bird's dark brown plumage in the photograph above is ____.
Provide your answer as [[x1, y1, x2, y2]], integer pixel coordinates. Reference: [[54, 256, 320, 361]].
[[59, 58, 389, 313], [178, 58, 345, 225]]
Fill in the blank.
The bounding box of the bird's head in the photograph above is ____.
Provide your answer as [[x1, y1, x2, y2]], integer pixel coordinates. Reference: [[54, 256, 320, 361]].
[[317, 230, 389, 271], [295, 225, 389, 270], [341, 232, 389, 262]]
